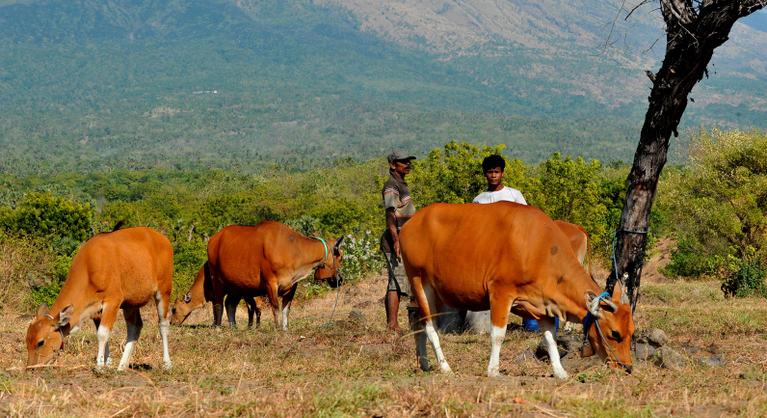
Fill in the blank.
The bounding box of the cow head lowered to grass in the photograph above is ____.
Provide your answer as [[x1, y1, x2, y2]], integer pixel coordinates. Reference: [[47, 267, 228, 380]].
[[25, 304, 72, 367], [581, 282, 635, 373]]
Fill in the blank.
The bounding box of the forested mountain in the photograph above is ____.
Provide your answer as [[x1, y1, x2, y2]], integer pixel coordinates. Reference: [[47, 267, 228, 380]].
[[1, 0, 765, 174]]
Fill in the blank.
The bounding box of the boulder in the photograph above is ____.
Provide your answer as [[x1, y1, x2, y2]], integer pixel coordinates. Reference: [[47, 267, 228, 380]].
[[652, 346, 686, 371]]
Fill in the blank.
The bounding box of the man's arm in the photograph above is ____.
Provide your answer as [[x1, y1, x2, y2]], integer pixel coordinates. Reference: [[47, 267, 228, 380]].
[[386, 207, 401, 258]]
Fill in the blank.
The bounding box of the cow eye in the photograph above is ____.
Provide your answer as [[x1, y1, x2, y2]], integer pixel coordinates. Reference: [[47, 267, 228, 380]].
[[610, 331, 623, 342], [37, 340, 45, 348]]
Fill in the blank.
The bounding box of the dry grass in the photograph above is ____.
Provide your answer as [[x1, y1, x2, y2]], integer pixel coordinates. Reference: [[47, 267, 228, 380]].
[[2, 276, 767, 417]]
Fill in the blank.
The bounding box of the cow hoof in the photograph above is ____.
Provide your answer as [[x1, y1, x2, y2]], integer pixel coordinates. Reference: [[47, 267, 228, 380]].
[[554, 370, 569, 380], [163, 361, 173, 370], [487, 369, 500, 378], [439, 364, 453, 374]]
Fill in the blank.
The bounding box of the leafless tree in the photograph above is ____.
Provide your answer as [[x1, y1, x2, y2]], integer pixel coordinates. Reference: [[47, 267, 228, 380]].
[[607, 0, 765, 310]]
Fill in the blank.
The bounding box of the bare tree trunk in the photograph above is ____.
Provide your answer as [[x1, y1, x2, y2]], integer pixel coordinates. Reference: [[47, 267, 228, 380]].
[[607, 0, 765, 309]]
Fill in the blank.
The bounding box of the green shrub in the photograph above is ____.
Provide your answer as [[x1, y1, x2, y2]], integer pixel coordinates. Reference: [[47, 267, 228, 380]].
[[0, 192, 94, 250], [663, 238, 719, 278], [721, 257, 767, 298], [660, 130, 767, 290]]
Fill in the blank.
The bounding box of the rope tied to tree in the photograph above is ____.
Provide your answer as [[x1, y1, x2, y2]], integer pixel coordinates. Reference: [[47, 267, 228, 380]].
[[608, 228, 649, 313]]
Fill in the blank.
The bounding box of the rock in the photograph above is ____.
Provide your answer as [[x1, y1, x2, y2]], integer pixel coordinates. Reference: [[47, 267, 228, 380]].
[[652, 346, 686, 371], [348, 310, 365, 324], [700, 354, 724, 367], [634, 342, 656, 361], [646, 328, 668, 347]]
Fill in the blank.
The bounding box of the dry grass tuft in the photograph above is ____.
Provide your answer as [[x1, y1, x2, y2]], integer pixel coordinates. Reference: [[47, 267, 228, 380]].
[[2, 276, 767, 416]]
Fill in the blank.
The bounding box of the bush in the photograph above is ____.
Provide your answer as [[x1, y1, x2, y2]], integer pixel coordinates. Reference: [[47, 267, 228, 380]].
[[663, 238, 719, 278], [0, 192, 94, 249], [660, 130, 767, 292], [721, 257, 767, 298], [339, 230, 385, 282]]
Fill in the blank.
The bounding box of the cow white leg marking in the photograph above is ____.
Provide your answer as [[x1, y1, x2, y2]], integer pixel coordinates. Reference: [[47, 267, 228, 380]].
[[541, 318, 568, 379], [423, 320, 452, 373], [118, 308, 142, 371], [487, 324, 508, 377], [281, 303, 289, 331], [156, 292, 172, 369], [421, 283, 452, 373], [96, 325, 111, 369]]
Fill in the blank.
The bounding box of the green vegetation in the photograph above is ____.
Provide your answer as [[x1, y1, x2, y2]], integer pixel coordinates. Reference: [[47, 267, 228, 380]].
[[3, 131, 767, 309], [659, 130, 767, 296]]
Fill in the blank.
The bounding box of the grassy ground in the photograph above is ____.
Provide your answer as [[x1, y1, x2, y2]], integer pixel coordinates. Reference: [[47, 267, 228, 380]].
[[2, 275, 767, 417]]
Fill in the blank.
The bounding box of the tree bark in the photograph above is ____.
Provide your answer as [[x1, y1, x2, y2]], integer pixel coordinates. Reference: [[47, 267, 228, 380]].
[[608, 0, 765, 310]]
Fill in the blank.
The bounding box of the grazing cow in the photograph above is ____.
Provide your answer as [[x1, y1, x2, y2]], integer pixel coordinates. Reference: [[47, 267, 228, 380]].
[[171, 265, 263, 327], [401, 202, 634, 379], [207, 222, 343, 331], [463, 219, 590, 334], [25, 227, 173, 370]]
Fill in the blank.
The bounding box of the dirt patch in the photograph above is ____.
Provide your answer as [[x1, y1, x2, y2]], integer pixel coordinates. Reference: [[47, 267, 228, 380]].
[[642, 237, 675, 283]]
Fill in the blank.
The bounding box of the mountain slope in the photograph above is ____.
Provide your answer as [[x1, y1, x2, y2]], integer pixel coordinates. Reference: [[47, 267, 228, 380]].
[[0, 0, 764, 175]]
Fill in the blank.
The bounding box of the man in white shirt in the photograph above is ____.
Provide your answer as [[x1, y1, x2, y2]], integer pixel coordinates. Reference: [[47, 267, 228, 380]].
[[466, 154, 546, 333], [472, 154, 527, 205]]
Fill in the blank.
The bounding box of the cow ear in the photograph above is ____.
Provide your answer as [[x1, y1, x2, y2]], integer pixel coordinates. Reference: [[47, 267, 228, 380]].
[[614, 281, 630, 305], [57, 305, 74, 329], [333, 236, 344, 256], [37, 303, 50, 319]]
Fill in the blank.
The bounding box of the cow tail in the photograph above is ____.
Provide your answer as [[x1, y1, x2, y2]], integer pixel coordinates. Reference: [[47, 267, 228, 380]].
[[203, 261, 214, 303]]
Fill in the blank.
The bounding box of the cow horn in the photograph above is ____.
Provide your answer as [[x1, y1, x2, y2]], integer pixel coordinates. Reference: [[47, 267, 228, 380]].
[[586, 292, 601, 316]]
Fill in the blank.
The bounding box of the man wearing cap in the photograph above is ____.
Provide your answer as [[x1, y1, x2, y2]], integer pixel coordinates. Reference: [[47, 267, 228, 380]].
[[381, 150, 417, 332]]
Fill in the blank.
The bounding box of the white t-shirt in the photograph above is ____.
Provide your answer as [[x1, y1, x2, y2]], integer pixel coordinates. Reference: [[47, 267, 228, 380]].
[[472, 186, 527, 205]]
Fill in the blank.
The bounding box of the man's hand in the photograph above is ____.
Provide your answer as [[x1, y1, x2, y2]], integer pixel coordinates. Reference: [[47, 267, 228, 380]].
[[393, 238, 402, 261]]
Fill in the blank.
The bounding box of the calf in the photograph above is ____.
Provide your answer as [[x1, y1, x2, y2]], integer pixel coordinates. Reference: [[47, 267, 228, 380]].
[[207, 222, 343, 331], [25, 227, 174, 370], [401, 202, 634, 379], [171, 264, 263, 328]]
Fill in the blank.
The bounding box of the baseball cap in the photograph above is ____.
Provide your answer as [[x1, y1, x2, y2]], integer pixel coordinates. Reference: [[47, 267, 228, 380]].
[[387, 150, 417, 164]]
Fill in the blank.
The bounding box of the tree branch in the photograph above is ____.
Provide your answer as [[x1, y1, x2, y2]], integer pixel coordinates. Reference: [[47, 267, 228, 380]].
[[661, 0, 696, 25]]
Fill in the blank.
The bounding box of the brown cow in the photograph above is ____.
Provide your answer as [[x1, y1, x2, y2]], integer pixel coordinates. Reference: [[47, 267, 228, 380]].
[[171, 264, 262, 327], [25, 227, 174, 370], [401, 202, 634, 379], [207, 222, 343, 331], [462, 219, 590, 334]]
